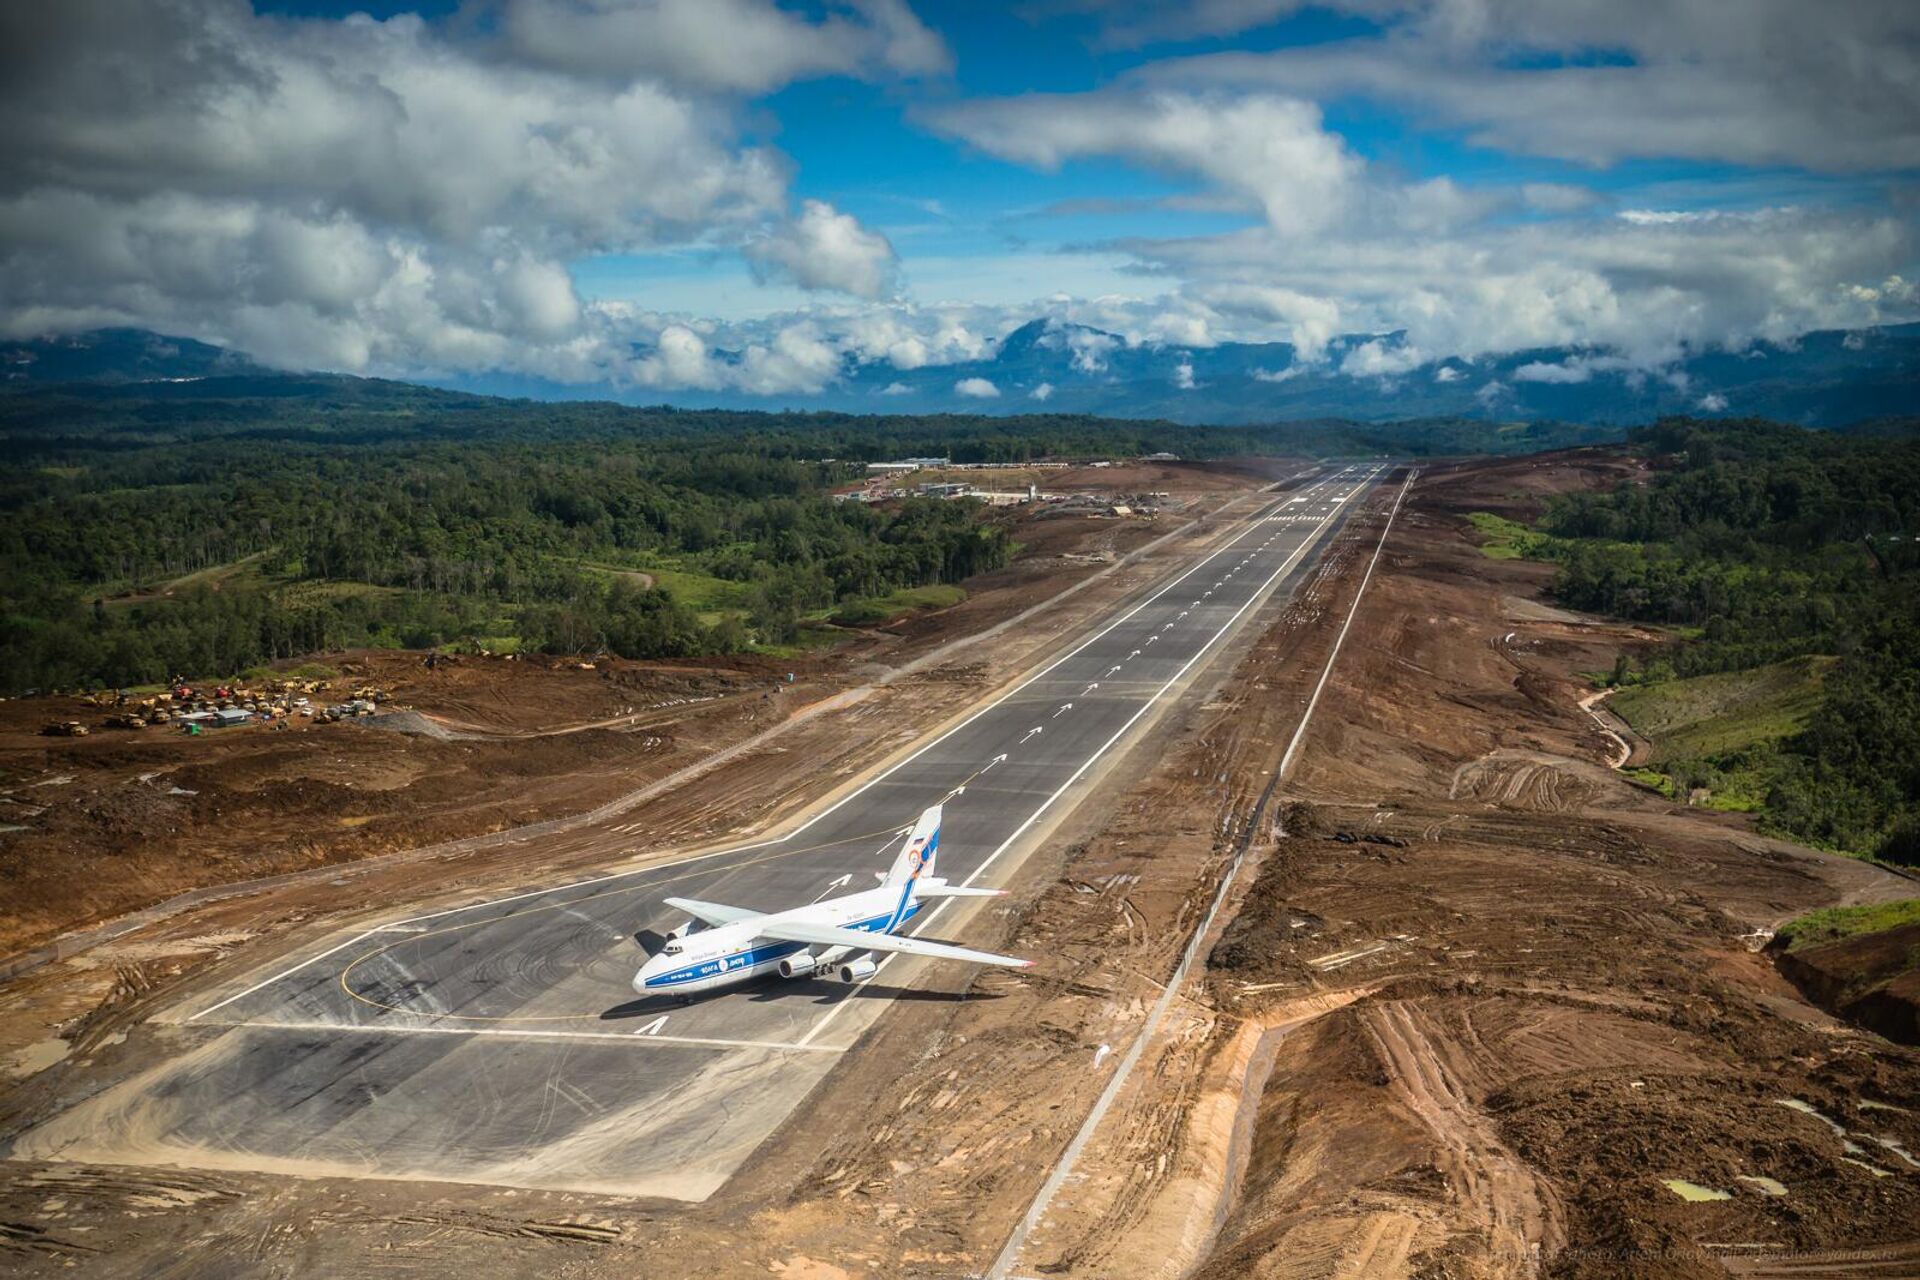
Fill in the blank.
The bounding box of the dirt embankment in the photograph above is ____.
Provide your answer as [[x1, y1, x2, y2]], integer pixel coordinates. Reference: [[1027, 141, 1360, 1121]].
[[1772, 924, 1920, 1047], [1170, 453, 1920, 1279]]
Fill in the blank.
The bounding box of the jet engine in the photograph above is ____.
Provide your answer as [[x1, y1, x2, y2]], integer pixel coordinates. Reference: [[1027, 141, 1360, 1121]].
[[837, 956, 879, 984], [778, 952, 817, 979]]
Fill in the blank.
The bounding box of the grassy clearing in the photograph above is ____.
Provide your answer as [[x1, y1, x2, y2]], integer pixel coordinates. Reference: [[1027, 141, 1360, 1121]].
[[1695, 769, 1768, 812], [1465, 511, 1548, 559], [1611, 656, 1834, 761], [826, 584, 967, 628], [1774, 900, 1920, 952], [1612, 659, 1835, 821], [564, 556, 749, 626], [641, 564, 753, 615]]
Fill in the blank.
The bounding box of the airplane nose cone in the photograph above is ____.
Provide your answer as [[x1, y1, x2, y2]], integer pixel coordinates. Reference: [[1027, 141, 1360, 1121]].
[[632, 965, 652, 996]]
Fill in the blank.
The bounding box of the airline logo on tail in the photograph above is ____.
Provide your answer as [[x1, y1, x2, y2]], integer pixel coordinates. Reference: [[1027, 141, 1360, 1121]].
[[886, 803, 942, 930]]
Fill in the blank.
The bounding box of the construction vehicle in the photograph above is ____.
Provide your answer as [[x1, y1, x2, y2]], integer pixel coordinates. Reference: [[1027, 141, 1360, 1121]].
[[41, 721, 89, 737]]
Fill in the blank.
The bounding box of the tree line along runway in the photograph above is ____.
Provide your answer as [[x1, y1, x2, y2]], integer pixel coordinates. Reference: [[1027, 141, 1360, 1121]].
[[10, 465, 1386, 1202]]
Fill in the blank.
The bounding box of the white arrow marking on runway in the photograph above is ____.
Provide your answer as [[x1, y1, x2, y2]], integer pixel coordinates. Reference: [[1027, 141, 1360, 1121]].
[[1054, 703, 1073, 718], [980, 752, 1008, 774], [1145, 635, 1158, 645], [632, 1015, 670, 1037], [1106, 664, 1123, 677], [1178, 611, 1188, 619], [1022, 726, 1043, 743], [1161, 622, 1174, 631], [811, 873, 853, 903], [1129, 649, 1142, 659], [1082, 682, 1099, 695]]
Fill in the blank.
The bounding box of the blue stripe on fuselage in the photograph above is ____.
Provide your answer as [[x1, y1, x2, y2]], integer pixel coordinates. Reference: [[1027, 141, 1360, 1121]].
[[641, 902, 924, 988]]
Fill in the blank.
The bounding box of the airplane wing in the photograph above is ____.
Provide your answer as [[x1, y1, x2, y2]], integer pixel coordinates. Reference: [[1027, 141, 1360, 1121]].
[[662, 896, 764, 927], [753, 919, 1032, 969]]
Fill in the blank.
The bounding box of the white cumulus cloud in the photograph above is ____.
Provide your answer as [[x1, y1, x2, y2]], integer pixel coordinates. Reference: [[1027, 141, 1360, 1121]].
[[1340, 338, 1429, 378], [745, 199, 902, 300], [0, 0, 911, 381], [928, 91, 1362, 238]]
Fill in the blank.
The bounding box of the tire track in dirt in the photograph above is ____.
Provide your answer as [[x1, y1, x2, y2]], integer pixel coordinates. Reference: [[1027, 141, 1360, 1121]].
[[1360, 1000, 1564, 1275]]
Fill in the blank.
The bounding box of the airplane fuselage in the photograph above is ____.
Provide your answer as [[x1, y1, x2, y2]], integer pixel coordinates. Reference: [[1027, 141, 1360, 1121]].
[[633, 885, 923, 996]]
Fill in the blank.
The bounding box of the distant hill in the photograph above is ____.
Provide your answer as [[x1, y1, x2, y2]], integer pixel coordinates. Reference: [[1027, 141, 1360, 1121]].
[[752, 318, 1920, 429], [7, 320, 1917, 429], [0, 328, 265, 384]]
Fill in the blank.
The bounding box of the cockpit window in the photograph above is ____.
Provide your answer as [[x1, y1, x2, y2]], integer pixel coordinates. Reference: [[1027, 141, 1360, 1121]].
[[663, 941, 682, 955]]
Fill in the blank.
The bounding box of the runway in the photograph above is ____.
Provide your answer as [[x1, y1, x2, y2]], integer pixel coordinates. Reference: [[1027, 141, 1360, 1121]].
[[11, 465, 1384, 1199]]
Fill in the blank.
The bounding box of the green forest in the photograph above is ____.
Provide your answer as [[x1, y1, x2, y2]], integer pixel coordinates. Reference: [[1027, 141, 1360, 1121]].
[[0, 375, 1616, 696], [0, 412, 1020, 692], [1535, 418, 1920, 864]]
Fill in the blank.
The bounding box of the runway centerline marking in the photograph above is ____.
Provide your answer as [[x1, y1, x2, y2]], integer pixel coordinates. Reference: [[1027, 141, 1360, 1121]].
[[186, 468, 1366, 1031]]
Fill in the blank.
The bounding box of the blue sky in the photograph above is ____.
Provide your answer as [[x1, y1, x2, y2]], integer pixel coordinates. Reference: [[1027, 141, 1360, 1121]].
[[5, 2, 1915, 393]]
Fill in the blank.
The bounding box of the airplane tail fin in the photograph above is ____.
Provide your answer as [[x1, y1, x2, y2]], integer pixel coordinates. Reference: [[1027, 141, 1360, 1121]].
[[884, 802, 942, 890]]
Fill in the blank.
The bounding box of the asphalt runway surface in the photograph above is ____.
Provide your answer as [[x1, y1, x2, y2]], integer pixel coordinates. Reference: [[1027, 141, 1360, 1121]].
[[14, 464, 1383, 1199]]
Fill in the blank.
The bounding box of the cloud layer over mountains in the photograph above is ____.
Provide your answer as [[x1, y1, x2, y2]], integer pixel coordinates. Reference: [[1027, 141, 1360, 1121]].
[[1, 1, 1914, 403]]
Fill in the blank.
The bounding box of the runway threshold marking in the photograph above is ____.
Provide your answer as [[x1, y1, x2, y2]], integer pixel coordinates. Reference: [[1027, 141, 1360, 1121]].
[[189, 930, 375, 1022], [799, 467, 1381, 1050], [197, 1018, 842, 1054], [186, 470, 1357, 1027]]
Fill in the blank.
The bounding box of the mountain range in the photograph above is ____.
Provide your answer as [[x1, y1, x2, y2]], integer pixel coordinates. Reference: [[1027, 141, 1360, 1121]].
[[6, 321, 1917, 429]]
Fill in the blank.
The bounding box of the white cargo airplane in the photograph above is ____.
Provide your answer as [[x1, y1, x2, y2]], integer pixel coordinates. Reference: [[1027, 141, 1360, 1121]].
[[631, 799, 1031, 997]]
